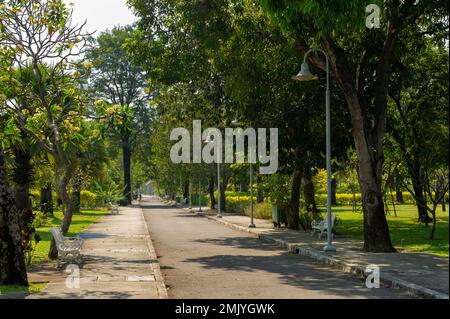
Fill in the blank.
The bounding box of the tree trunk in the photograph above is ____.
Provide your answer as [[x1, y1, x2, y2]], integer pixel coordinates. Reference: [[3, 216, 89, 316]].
[[287, 169, 302, 231], [71, 173, 81, 215], [40, 184, 54, 217], [318, 32, 398, 252], [394, 169, 403, 204], [183, 177, 189, 200], [430, 211, 437, 240], [410, 170, 432, 224], [122, 136, 132, 205], [442, 200, 446, 212], [331, 177, 337, 206], [208, 176, 216, 209], [13, 145, 33, 226], [303, 166, 318, 214], [48, 164, 77, 260], [0, 144, 28, 286], [220, 172, 230, 212], [360, 181, 396, 252], [341, 94, 395, 251]]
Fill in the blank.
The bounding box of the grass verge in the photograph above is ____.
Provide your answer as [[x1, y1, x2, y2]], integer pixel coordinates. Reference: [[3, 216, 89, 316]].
[[0, 283, 48, 294], [32, 208, 109, 264], [330, 204, 449, 257]]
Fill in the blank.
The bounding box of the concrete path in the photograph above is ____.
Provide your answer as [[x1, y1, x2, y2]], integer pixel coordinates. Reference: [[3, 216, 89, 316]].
[[27, 205, 167, 299], [142, 197, 411, 299], [188, 208, 449, 299]]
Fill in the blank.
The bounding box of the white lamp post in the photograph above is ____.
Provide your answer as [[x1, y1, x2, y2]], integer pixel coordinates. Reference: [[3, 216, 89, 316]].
[[293, 48, 336, 252], [188, 180, 192, 209], [204, 137, 222, 218], [198, 180, 203, 213], [249, 162, 256, 228]]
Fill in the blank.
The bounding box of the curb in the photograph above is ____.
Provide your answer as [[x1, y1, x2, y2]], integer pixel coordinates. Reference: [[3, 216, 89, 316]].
[[193, 210, 448, 300], [140, 207, 169, 299]]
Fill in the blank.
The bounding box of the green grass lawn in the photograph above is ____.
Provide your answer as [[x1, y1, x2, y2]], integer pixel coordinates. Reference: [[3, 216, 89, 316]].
[[0, 208, 108, 295], [327, 204, 449, 257], [0, 283, 48, 295], [32, 208, 109, 264]]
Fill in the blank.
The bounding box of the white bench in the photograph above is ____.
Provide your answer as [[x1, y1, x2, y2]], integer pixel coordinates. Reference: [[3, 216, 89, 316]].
[[49, 227, 84, 267], [311, 214, 337, 239], [111, 205, 119, 214]]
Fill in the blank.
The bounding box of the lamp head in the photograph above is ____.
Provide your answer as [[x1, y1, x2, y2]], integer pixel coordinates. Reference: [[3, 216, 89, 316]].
[[292, 62, 319, 81]]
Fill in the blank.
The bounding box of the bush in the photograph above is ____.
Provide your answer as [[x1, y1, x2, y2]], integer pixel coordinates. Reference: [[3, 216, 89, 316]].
[[244, 202, 272, 220], [32, 210, 52, 228], [225, 195, 251, 213], [191, 194, 208, 206], [80, 190, 98, 208], [315, 192, 418, 206]]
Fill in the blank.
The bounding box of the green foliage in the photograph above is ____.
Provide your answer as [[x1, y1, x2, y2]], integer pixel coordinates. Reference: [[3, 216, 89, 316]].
[[80, 190, 98, 208], [244, 202, 272, 219], [32, 211, 52, 228], [88, 180, 125, 206], [267, 174, 291, 206]]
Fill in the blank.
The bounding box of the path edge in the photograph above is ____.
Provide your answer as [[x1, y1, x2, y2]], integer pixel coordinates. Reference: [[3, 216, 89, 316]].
[[140, 205, 169, 299]]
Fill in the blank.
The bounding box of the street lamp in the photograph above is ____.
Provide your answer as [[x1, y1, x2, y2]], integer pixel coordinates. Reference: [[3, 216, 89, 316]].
[[188, 180, 192, 209], [231, 120, 256, 228], [249, 163, 256, 228], [197, 179, 203, 213], [293, 48, 336, 252], [204, 137, 222, 218]]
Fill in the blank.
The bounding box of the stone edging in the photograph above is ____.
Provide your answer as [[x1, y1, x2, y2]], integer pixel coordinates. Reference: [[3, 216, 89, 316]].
[[140, 207, 169, 299]]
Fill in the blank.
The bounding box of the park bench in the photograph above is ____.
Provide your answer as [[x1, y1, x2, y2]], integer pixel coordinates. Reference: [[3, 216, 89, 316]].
[[49, 227, 84, 267], [111, 205, 119, 214], [311, 214, 337, 239]]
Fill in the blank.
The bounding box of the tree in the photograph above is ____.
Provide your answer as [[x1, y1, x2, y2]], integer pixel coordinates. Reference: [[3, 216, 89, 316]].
[[260, 0, 447, 252], [128, 0, 353, 229], [85, 26, 152, 204], [0, 109, 28, 286], [388, 38, 449, 225], [0, 0, 92, 259]]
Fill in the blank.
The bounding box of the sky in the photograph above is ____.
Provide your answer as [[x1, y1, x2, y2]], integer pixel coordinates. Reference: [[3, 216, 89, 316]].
[[68, 0, 138, 36]]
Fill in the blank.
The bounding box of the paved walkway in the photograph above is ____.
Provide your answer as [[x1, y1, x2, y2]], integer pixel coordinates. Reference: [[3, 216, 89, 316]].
[[27, 205, 167, 299], [186, 207, 449, 299], [143, 197, 411, 299]]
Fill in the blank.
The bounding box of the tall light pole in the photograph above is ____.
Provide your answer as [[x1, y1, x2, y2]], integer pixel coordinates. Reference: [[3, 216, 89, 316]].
[[293, 48, 336, 252], [198, 179, 203, 213], [231, 120, 255, 227], [188, 180, 192, 209], [204, 137, 222, 218], [249, 162, 256, 228], [217, 154, 221, 218]]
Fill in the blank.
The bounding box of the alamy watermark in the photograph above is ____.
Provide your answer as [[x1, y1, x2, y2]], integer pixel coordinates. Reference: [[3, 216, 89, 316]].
[[365, 264, 380, 289], [170, 120, 279, 175], [366, 4, 380, 29], [65, 264, 80, 289]]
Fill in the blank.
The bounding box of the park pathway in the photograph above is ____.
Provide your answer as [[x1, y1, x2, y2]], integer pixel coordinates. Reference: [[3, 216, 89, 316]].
[[142, 197, 411, 299], [27, 205, 167, 299]]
